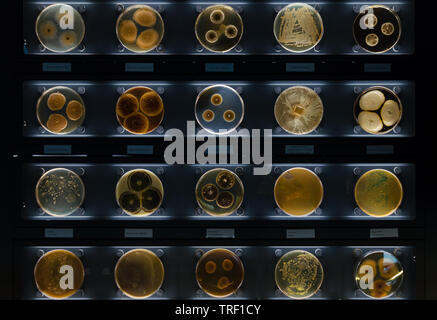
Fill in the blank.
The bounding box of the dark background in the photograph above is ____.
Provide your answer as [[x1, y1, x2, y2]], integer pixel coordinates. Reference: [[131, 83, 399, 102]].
[[3, 0, 437, 312]]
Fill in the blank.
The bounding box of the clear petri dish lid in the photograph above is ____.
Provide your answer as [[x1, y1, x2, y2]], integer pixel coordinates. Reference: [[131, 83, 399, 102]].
[[35, 167, 85, 216], [273, 3, 324, 53], [195, 168, 244, 217], [116, 4, 164, 53], [353, 86, 403, 135], [34, 249, 84, 299], [114, 249, 164, 299], [355, 250, 403, 299], [195, 85, 244, 135], [116, 86, 164, 135], [35, 3, 85, 53], [274, 86, 323, 135], [353, 5, 401, 54], [36, 86, 85, 135], [195, 248, 244, 298], [115, 169, 164, 216], [195, 4, 243, 53]]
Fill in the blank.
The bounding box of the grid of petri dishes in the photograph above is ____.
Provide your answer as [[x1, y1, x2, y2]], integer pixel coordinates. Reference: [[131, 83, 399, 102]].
[[17, 1, 418, 302]]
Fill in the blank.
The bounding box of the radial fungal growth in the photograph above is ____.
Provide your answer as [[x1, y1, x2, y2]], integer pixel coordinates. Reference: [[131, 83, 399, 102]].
[[354, 86, 402, 134], [115, 169, 164, 216], [195, 4, 243, 53], [195, 85, 244, 135], [274, 86, 323, 135], [355, 251, 403, 299], [36, 86, 86, 135], [195, 168, 244, 217], [116, 86, 164, 135], [116, 5, 164, 53], [35, 3, 85, 53]]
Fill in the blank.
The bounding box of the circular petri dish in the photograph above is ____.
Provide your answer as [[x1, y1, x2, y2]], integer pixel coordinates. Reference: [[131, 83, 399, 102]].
[[273, 3, 324, 53], [354, 169, 403, 217], [116, 86, 164, 134], [353, 5, 401, 53], [195, 85, 244, 135], [195, 5, 243, 53], [34, 249, 84, 299], [275, 250, 324, 299], [35, 3, 85, 53], [35, 168, 85, 216], [116, 4, 164, 53], [36, 86, 86, 134], [195, 168, 244, 216], [115, 169, 164, 216], [114, 249, 164, 299], [274, 167, 323, 216], [274, 86, 323, 135], [354, 86, 403, 135], [355, 250, 403, 299], [195, 248, 244, 298]]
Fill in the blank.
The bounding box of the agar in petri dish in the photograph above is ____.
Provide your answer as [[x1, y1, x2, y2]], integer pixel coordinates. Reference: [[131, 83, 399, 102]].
[[274, 86, 323, 135], [116, 4, 164, 53], [353, 5, 401, 53], [114, 249, 164, 299], [116, 86, 164, 134], [195, 5, 243, 53], [273, 3, 323, 53], [274, 167, 323, 216], [355, 250, 403, 299], [354, 86, 402, 134], [35, 3, 85, 53], [34, 249, 84, 299], [195, 85, 244, 135], [115, 169, 164, 216], [36, 86, 85, 134], [354, 169, 403, 217], [275, 250, 323, 299], [195, 168, 244, 216], [35, 168, 85, 216], [195, 248, 244, 297]]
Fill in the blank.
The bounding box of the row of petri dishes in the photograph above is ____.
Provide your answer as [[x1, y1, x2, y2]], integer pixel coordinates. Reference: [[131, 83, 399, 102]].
[[37, 84, 402, 135], [33, 248, 404, 300], [36, 3, 401, 54], [36, 167, 403, 218]]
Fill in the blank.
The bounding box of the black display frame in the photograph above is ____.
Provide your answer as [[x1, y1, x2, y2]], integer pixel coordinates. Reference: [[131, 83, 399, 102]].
[[4, 0, 437, 304]]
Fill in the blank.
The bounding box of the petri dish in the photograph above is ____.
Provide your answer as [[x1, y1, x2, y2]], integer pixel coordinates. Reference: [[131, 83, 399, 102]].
[[195, 4, 243, 53], [354, 86, 403, 134], [35, 3, 85, 53], [34, 249, 84, 299], [353, 5, 401, 53], [116, 86, 164, 134], [355, 250, 403, 299], [195, 248, 244, 298], [195, 168, 244, 216], [275, 250, 324, 299], [115, 169, 164, 216], [36, 86, 85, 134], [274, 167, 323, 216], [116, 4, 164, 53], [114, 249, 164, 299], [35, 168, 85, 216], [273, 3, 324, 53], [354, 169, 403, 217], [274, 86, 323, 135], [195, 85, 244, 135]]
